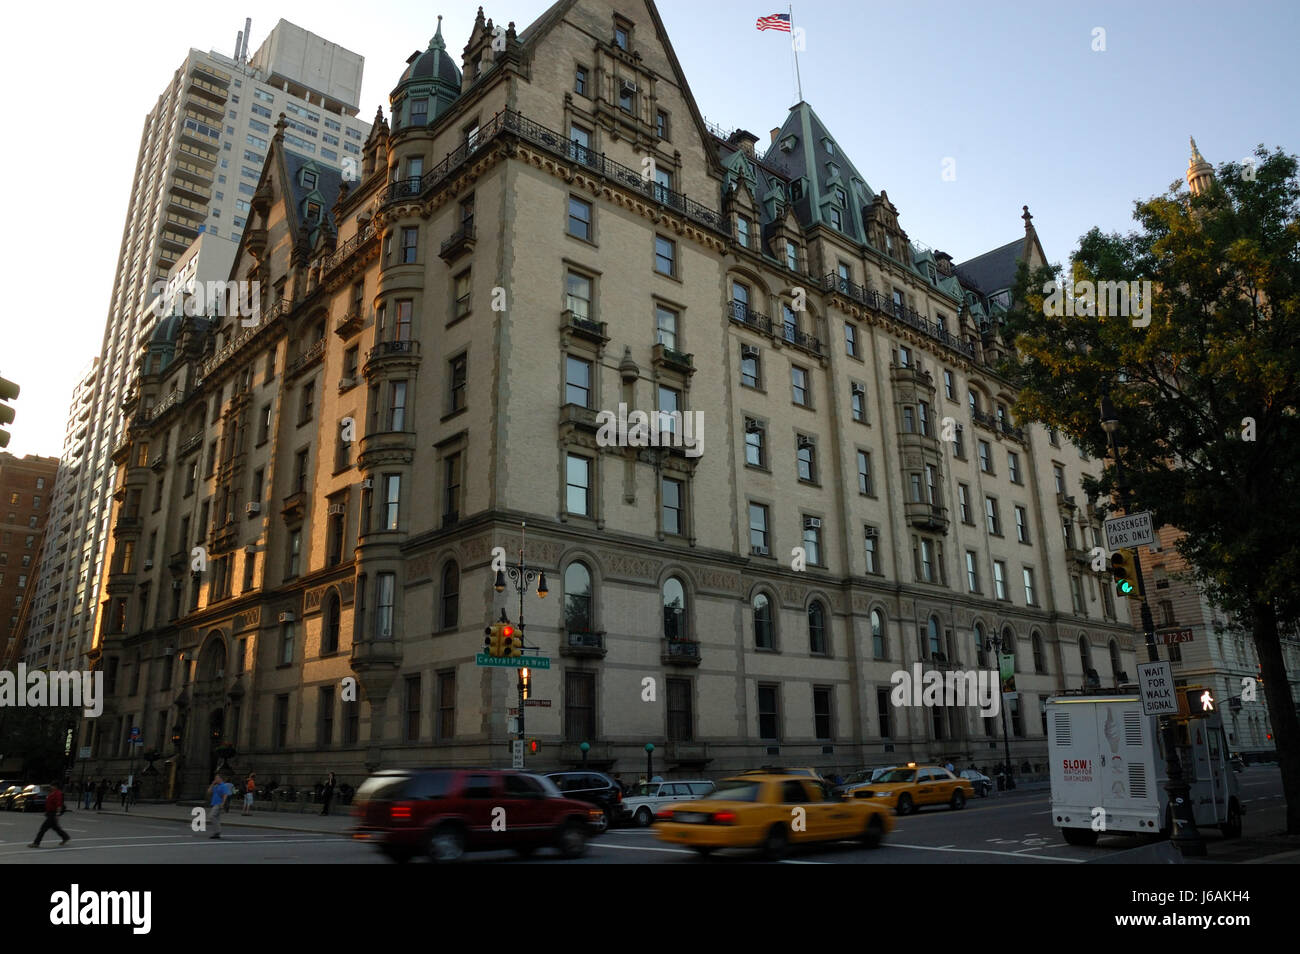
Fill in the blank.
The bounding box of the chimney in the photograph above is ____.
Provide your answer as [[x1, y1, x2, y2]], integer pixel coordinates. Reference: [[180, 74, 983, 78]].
[[770, 128, 781, 145], [728, 129, 759, 158]]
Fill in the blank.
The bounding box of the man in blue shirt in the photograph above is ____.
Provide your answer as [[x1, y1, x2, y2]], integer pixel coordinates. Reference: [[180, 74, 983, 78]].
[[207, 774, 234, 839]]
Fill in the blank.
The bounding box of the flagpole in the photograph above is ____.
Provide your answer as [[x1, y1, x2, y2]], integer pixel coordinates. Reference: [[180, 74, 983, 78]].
[[788, 4, 803, 103]]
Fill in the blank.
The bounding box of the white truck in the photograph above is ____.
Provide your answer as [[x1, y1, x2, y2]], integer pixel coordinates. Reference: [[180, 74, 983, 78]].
[[1045, 690, 1243, 846]]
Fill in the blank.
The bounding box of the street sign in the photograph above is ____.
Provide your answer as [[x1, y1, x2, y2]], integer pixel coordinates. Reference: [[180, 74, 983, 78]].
[[524, 699, 551, 707], [1104, 512, 1155, 550], [475, 653, 551, 669], [511, 739, 524, 769], [1137, 660, 1179, 716], [1157, 628, 1194, 645], [130, 726, 141, 741]]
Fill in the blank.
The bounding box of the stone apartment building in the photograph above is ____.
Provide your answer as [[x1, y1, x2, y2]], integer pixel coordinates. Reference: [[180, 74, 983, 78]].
[[0, 453, 60, 666], [86, 0, 1139, 796]]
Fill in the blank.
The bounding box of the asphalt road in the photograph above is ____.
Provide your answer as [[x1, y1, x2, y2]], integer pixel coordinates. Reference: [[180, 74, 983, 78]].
[[0, 767, 1287, 865]]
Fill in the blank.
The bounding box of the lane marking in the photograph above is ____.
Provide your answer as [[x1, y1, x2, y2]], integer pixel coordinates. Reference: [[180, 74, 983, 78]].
[[890, 842, 1084, 862]]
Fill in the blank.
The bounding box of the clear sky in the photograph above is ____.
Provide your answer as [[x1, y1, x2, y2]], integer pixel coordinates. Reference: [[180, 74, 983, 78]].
[[2, 0, 1295, 458]]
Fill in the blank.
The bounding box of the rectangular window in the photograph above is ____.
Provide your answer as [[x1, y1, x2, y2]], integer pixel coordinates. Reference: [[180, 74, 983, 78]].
[[300, 381, 315, 423], [666, 678, 692, 741], [966, 551, 980, 592], [662, 477, 683, 535], [384, 474, 401, 530], [796, 437, 816, 482], [564, 671, 596, 742], [1053, 464, 1066, 495], [903, 407, 915, 433], [786, 241, 799, 272], [574, 66, 588, 96], [655, 305, 677, 351], [654, 236, 675, 276], [388, 380, 407, 431], [813, 687, 832, 740], [985, 497, 1001, 535], [736, 216, 750, 248], [943, 369, 955, 400], [656, 109, 669, 140], [286, 529, 301, 578], [877, 688, 892, 738], [757, 684, 779, 740], [565, 356, 592, 407], [377, 572, 395, 638], [449, 354, 467, 412], [803, 519, 822, 565], [568, 196, 591, 240], [436, 670, 456, 740], [918, 401, 931, 436], [844, 322, 858, 356], [443, 453, 462, 523], [749, 502, 770, 553], [958, 483, 972, 523], [318, 686, 334, 746], [274, 695, 289, 751], [295, 448, 310, 493], [864, 527, 879, 574], [454, 270, 471, 318], [994, 561, 1007, 600], [744, 422, 765, 468], [566, 455, 591, 515], [1015, 505, 1029, 543], [404, 675, 421, 741], [1023, 568, 1037, 605], [791, 366, 809, 406], [851, 384, 866, 422], [565, 271, 592, 319], [740, 346, 760, 388], [400, 226, 418, 263], [857, 450, 873, 495], [978, 440, 992, 473], [280, 622, 295, 665], [1008, 452, 1022, 484]]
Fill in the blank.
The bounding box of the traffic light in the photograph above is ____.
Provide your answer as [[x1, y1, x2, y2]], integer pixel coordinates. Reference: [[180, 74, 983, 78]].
[[1184, 687, 1215, 717], [484, 624, 501, 657], [1109, 549, 1140, 600], [0, 376, 18, 449], [500, 623, 521, 657]]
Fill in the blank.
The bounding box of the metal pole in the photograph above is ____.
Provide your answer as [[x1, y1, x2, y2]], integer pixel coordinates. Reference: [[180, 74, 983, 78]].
[[1106, 427, 1206, 856]]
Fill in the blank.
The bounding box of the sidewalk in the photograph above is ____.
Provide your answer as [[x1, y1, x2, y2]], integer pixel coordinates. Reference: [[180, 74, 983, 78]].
[[84, 802, 357, 835]]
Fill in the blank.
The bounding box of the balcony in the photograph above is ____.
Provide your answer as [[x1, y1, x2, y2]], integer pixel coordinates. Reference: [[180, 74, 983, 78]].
[[287, 338, 326, 379], [317, 221, 377, 277], [382, 108, 725, 234], [728, 301, 773, 336], [209, 518, 238, 554], [439, 222, 476, 262], [168, 550, 187, 570], [652, 342, 695, 375], [998, 419, 1026, 443], [358, 430, 416, 465], [1066, 545, 1091, 566], [661, 638, 701, 667], [905, 501, 949, 532], [559, 403, 600, 434], [281, 490, 308, 522], [560, 630, 606, 658], [665, 742, 711, 764], [365, 339, 420, 374], [563, 310, 608, 345], [778, 323, 824, 358], [149, 451, 168, 472], [971, 408, 998, 432], [823, 273, 976, 360], [335, 309, 363, 339], [178, 431, 203, 457], [200, 298, 291, 379]]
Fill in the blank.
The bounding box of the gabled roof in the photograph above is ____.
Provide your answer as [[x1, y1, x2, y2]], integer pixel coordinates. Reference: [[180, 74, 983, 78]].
[[954, 238, 1022, 297], [768, 102, 876, 242]]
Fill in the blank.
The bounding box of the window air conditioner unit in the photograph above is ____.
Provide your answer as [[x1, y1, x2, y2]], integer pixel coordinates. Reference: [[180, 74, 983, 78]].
[[804, 517, 821, 530], [744, 418, 761, 434], [361, 478, 373, 490], [246, 502, 261, 514], [864, 526, 877, 537], [143, 559, 153, 570], [621, 79, 637, 93], [741, 344, 760, 359], [797, 435, 814, 449], [327, 503, 346, 516], [279, 612, 295, 623], [751, 545, 769, 556], [851, 383, 865, 395], [339, 377, 355, 390]]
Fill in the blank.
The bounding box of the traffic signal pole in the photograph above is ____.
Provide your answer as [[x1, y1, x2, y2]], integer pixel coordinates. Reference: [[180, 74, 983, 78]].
[[1102, 401, 1206, 857]]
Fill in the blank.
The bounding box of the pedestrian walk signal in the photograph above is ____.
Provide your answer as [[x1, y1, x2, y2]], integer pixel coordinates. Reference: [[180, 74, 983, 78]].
[[528, 739, 541, 755]]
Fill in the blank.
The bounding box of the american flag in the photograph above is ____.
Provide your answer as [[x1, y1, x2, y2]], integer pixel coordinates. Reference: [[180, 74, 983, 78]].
[[756, 12, 791, 32]]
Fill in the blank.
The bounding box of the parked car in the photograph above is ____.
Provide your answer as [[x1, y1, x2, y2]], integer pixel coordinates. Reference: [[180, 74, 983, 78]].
[[832, 767, 895, 797], [738, 766, 826, 781], [960, 769, 993, 797], [351, 768, 600, 863], [655, 774, 894, 859], [12, 784, 53, 813], [544, 771, 624, 832], [623, 780, 716, 827], [845, 764, 975, 815], [0, 785, 25, 811]]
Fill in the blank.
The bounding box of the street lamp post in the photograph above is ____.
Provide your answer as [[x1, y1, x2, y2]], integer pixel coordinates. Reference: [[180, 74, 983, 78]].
[[984, 634, 1016, 791], [645, 743, 655, 782], [1100, 393, 1206, 857], [494, 521, 548, 761]]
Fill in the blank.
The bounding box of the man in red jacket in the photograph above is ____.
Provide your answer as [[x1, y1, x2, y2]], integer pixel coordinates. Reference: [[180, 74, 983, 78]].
[[29, 781, 70, 848]]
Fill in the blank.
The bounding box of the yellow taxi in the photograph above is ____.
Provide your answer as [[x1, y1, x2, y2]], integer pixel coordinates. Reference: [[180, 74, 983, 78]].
[[654, 773, 894, 859], [843, 763, 974, 815]]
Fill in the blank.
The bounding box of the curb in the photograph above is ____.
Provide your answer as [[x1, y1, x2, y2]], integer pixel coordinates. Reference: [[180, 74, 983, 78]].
[[92, 807, 354, 837]]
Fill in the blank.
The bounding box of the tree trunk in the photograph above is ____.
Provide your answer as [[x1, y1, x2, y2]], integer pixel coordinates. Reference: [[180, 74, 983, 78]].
[[1253, 600, 1300, 834]]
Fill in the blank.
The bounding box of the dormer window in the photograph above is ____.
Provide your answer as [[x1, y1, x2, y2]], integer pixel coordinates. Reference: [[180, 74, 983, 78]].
[[834, 186, 846, 206], [885, 234, 895, 258], [305, 201, 321, 221], [409, 97, 428, 127], [785, 241, 798, 271], [736, 217, 750, 248], [824, 139, 835, 155], [829, 207, 842, 230], [301, 170, 317, 190]]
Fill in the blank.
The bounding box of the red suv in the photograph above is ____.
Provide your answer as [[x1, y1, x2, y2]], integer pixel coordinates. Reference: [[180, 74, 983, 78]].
[[352, 768, 601, 862]]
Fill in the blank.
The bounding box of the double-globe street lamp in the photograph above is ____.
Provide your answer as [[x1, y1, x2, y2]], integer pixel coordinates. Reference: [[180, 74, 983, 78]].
[[983, 632, 1016, 790], [1100, 392, 1206, 857]]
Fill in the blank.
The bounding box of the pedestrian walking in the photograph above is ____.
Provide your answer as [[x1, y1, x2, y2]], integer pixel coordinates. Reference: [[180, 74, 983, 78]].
[[320, 772, 336, 816], [119, 780, 129, 811], [207, 774, 234, 839], [82, 779, 93, 810], [243, 774, 256, 815], [94, 779, 106, 812], [29, 781, 70, 848]]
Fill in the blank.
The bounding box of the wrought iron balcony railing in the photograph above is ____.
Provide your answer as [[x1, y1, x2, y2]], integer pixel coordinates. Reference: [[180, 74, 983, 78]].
[[823, 274, 976, 359]]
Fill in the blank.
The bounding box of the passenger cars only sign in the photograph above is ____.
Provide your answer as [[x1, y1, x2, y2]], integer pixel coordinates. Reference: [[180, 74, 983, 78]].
[[1137, 661, 1179, 716]]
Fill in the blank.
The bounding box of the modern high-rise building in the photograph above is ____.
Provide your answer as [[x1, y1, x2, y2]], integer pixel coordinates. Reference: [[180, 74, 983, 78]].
[[24, 20, 368, 673], [88, 0, 1143, 798]]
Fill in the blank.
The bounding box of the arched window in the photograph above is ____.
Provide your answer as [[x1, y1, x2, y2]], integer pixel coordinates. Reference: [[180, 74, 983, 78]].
[[564, 562, 592, 634], [809, 601, 827, 655], [1032, 631, 1046, 673], [663, 577, 687, 640], [1079, 635, 1093, 673], [871, 609, 886, 658], [1109, 639, 1123, 680], [439, 561, 459, 629], [1001, 626, 1016, 669], [975, 622, 987, 667], [324, 591, 341, 654], [753, 593, 773, 649], [928, 616, 942, 658]]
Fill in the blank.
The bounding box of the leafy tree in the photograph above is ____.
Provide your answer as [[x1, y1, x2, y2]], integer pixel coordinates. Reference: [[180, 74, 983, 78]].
[[1001, 147, 1300, 834], [0, 704, 80, 782]]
